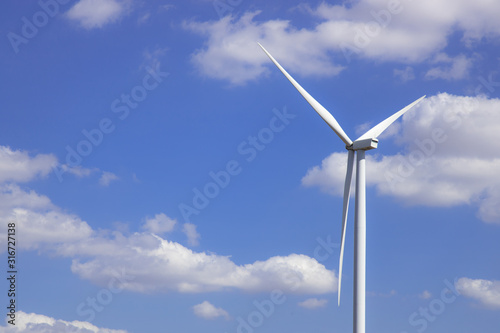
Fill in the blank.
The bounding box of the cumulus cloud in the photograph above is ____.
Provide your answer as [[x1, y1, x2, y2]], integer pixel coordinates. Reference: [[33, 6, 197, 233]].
[[0, 185, 336, 294], [302, 93, 500, 223], [66, 0, 131, 29], [142, 213, 177, 234], [68, 234, 336, 294], [185, 1, 500, 84], [456, 278, 500, 308], [0, 146, 56, 183], [192, 301, 230, 320], [298, 298, 328, 309], [0, 311, 128, 332], [0, 143, 335, 295], [0, 146, 94, 250], [0, 146, 122, 253], [0, 140, 338, 296], [0, 184, 52, 215], [184, 11, 345, 85], [0, 185, 93, 252], [9, 207, 94, 251]]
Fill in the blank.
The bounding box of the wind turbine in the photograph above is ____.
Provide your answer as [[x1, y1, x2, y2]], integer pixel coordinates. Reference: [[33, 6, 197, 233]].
[[258, 43, 425, 333]]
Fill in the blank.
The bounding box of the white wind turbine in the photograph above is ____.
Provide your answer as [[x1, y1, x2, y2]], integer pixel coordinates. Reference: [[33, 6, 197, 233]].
[[258, 43, 425, 333]]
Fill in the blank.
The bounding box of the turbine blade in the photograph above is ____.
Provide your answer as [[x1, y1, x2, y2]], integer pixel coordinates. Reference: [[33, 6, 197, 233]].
[[258, 42, 353, 146], [338, 149, 355, 306], [356, 95, 426, 141]]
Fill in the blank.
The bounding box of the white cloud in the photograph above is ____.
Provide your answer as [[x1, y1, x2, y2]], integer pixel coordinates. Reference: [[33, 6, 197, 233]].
[[0, 184, 93, 252], [53, 164, 118, 185], [193, 301, 230, 320], [99, 171, 119, 186], [68, 234, 336, 294], [0, 168, 336, 296], [51, 164, 100, 183], [0, 184, 335, 295], [302, 93, 500, 223], [10, 208, 94, 251], [185, 1, 500, 84], [66, 0, 131, 29], [142, 213, 176, 234], [419, 290, 432, 299], [183, 11, 345, 85], [0, 146, 96, 251], [302, 151, 349, 197], [182, 222, 201, 246], [0, 146, 56, 184], [425, 53, 472, 80], [0, 311, 128, 332], [456, 278, 500, 308], [0, 184, 52, 215], [61, 165, 97, 178], [298, 298, 328, 309], [0, 143, 336, 296]]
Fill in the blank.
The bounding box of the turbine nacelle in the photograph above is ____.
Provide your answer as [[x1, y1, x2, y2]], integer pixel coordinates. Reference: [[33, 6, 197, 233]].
[[350, 138, 378, 151]]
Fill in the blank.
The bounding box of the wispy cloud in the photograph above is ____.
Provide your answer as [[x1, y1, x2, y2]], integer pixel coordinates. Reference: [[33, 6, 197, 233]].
[[367, 290, 397, 298], [419, 290, 433, 299], [182, 222, 201, 246], [137, 12, 150, 25], [425, 53, 472, 81], [394, 66, 415, 82], [99, 171, 119, 186], [61, 165, 97, 178], [140, 46, 169, 71], [298, 298, 328, 309], [53, 164, 117, 185], [66, 0, 131, 29]]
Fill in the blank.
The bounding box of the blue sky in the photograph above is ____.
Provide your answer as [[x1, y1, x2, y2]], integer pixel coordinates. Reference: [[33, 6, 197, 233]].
[[1, 0, 500, 332]]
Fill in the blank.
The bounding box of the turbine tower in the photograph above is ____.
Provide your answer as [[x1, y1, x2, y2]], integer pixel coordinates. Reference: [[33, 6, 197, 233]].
[[258, 43, 425, 333]]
